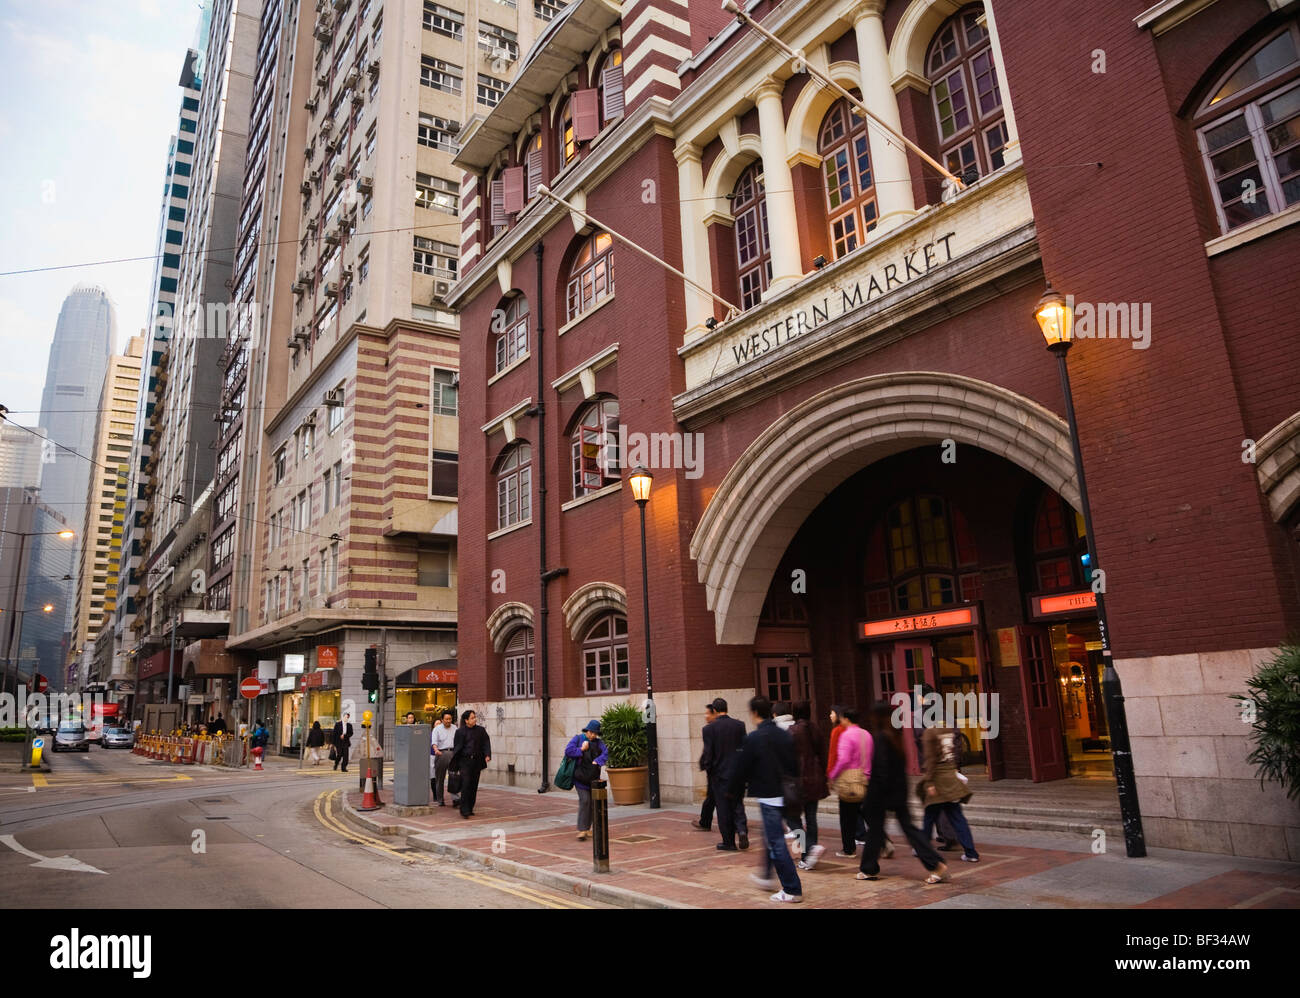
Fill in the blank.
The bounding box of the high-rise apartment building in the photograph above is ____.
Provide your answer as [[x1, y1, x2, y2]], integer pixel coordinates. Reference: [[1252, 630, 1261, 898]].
[[0, 487, 72, 694], [219, 0, 560, 751], [68, 337, 143, 689], [115, 62, 203, 704], [130, 0, 262, 701]]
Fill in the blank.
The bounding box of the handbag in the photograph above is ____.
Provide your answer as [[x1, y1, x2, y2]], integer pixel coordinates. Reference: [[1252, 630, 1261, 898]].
[[781, 773, 803, 818], [328, 745, 338, 761], [554, 756, 576, 791], [447, 768, 463, 795], [830, 732, 868, 803]]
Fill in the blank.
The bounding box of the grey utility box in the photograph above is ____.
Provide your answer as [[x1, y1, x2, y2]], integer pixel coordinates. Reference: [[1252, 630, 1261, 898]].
[[393, 724, 431, 807]]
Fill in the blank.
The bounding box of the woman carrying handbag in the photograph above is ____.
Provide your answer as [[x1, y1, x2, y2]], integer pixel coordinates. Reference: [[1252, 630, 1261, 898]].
[[826, 707, 872, 858]]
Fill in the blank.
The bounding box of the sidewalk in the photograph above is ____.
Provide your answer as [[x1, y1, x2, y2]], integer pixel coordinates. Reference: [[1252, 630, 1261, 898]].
[[341, 784, 1300, 910]]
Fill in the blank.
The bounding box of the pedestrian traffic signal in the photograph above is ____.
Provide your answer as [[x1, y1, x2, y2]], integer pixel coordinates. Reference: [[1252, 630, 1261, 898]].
[[368, 689, 377, 703]]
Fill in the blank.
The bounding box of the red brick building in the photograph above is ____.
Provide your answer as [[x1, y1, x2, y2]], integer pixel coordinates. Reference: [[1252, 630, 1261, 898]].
[[448, 0, 1300, 858]]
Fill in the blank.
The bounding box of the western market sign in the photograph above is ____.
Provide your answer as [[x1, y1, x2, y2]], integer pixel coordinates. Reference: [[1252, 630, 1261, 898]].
[[678, 166, 1036, 395]]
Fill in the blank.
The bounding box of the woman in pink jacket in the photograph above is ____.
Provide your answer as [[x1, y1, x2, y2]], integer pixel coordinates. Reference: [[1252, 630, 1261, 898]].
[[827, 708, 873, 857]]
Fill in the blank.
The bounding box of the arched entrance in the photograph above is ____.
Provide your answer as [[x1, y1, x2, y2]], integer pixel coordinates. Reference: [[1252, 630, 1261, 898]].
[[692, 373, 1108, 782]]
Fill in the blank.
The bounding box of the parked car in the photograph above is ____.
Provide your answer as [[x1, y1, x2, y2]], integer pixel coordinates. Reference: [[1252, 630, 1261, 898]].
[[53, 722, 90, 753], [101, 724, 134, 749]]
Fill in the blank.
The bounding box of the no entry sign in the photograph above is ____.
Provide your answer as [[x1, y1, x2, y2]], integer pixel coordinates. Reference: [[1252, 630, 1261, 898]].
[[240, 677, 263, 700]]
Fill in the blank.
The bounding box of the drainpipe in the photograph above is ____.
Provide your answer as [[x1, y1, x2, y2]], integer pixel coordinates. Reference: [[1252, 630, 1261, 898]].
[[533, 240, 553, 792]]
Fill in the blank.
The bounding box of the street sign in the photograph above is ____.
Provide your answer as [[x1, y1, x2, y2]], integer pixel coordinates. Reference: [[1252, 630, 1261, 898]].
[[240, 677, 262, 700], [32, 738, 44, 749], [33, 675, 48, 694]]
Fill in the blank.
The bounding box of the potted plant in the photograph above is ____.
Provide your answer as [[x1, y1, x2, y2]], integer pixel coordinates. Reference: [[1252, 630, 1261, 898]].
[[600, 702, 648, 805], [1233, 644, 1300, 802]]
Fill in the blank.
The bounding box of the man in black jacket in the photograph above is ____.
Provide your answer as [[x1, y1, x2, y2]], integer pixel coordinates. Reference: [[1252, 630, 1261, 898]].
[[692, 702, 717, 831], [332, 713, 354, 772], [701, 697, 748, 851], [450, 709, 492, 818], [727, 695, 802, 903]]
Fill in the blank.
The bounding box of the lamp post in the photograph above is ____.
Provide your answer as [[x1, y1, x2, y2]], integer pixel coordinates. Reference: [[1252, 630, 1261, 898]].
[[1035, 284, 1146, 858], [628, 466, 660, 809], [1, 527, 74, 696]]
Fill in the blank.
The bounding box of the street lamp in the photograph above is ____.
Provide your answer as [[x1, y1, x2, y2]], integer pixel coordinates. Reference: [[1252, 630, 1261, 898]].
[[628, 466, 660, 809], [1035, 282, 1145, 858], [1, 527, 74, 696]]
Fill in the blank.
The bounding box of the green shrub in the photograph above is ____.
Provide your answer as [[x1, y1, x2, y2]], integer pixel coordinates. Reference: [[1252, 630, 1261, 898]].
[[600, 702, 647, 769], [1233, 644, 1300, 802]]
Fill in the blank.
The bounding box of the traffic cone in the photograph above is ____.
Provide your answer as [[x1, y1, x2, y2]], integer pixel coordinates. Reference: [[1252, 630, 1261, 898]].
[[358, 767, 382, 811]]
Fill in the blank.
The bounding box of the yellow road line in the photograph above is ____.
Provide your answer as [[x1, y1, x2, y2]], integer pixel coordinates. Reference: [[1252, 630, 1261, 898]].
[[32, 774, 47, 788], [453, 869, 590, 909], [311, 791, 589, 908], [29, 774, 194, 790]]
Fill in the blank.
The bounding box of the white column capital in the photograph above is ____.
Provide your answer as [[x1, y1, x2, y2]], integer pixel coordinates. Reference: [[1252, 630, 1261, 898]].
[[673, 141, 702, 167], [850, 0, 887, 25], [752, 75, 785, 106]]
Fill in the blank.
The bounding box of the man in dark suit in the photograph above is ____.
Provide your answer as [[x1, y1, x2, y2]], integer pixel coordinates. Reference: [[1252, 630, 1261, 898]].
[[692, 702, 718, 831], [701, 697, 748, 850], [450, 709, 491, 818], [332, 713, 354, 773]]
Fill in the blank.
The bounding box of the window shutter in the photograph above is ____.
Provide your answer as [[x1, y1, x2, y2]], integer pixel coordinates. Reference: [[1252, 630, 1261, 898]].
[[572, 88, 600, 142], [490, 177, 505, 226], [502, 165, 525, 214], [601, 64, 625, 122], [526, 147, 544, 197]]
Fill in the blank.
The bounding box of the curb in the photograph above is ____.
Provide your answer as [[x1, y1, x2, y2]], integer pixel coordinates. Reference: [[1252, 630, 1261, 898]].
[[340, 800, 692, 910]]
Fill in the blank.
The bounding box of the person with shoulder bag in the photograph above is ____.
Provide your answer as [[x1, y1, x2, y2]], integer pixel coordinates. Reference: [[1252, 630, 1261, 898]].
[[826, 707, 871, 858], [919, 719, 979, 863], [563, 720, 608, 840], [788, 701, 829, 870]]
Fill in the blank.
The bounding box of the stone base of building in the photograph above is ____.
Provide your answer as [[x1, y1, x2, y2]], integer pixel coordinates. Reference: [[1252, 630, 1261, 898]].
[[465, 688, 755, 805], [1123, 646, 1300, 861]]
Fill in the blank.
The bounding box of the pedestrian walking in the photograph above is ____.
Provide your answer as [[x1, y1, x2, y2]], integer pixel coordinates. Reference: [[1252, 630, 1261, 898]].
[[773, 701, 794, 731], [788, 701, 829, 870], [827, 707, 871, 858], [826, 705, 868, 848], [692, 701, 717, 831], [702, 697, 748, 851], [858, 703, 949, 884], [727, 696, 802, 904], [564, 720, 608, 840], [920, 719, 979, 863], [306, 721, 325, 765], [332, 713, 354, 772], [450, 709, 492, 818], [209, 713, 227, 735], [429, 709, 456, 804]]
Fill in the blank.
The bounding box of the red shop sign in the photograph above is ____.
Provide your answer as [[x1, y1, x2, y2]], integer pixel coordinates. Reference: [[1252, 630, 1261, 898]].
[[415, 668, 459, 685]]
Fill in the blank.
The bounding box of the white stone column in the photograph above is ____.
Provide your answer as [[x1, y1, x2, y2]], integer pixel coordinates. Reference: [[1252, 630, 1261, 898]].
[[853, 0, 916, 233], [674, 142, 714, 341], [981, 0, 1021, 165], [753, 76, 804, 296]]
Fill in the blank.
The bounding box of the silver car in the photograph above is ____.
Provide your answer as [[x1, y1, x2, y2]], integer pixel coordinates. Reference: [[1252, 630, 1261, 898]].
[[53, 722, 90, 752], [102, 724, 135, 749]]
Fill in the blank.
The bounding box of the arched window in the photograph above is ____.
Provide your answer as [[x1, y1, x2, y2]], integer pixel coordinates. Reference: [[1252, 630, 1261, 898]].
[[732, 162, 771, 309], [582, 613, 629, 693], [493, 294, 529, 374], [566, 230, 614, 322], [494, 442, 532, 530], [504, 627, 535, 699], [864, 495, 964, 615], [926, 5, 1009, 180], [597, 47, 624, 124], [818, 96, 877, 259], [571, 398, 620, 497], [560, 96, 577, 165], [1196, 20, 1300, 232], [1032, 490, 1088, 592]]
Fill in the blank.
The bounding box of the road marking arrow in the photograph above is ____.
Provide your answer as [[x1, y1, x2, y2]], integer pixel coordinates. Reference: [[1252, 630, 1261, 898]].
[[0, 834, 108, 875]]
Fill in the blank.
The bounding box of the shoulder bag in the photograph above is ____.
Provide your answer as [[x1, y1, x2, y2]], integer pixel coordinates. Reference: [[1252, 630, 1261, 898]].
[[831, 732, 868, 803]]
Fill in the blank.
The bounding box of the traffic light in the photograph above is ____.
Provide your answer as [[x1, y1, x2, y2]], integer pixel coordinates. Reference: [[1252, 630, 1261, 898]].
[[368, 689, 378, 703], [361, 646, 378, 691]]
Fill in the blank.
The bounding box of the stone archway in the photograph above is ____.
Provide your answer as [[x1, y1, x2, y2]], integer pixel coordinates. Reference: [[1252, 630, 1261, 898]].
[[1255, 411, 1300, 522], [486, 601, 535, 653], [689, 371, 1078, 644], [561, 582, 628, 641]]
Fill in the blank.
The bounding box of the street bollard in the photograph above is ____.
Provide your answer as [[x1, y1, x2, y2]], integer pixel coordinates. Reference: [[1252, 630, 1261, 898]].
[[591, 779, 610, 874]]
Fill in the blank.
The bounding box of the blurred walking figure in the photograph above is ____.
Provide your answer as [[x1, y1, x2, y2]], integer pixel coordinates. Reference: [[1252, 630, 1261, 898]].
[[788, 701, 829, 870], [692, 702, 718, 831], [565, 720, 608, 840], [920, 718, 979, 863], [826, 706, 868, 849], [306, 721, 325, 765], [858, 703, 948, 884], [450, 710, 491, 818], [703, 698, 749, 851], [827, 707, 871, 858], [773, 701, 795, 731], [728, 696, 802, 903]]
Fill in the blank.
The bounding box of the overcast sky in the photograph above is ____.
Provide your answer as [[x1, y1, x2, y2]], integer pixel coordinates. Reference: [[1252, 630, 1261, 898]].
[[0, 0, 200, 426]]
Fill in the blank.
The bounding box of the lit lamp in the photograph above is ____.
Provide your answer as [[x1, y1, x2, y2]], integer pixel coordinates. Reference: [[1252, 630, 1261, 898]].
[[628, 466, 660, 809], [1035, 281, 1145, 858]]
